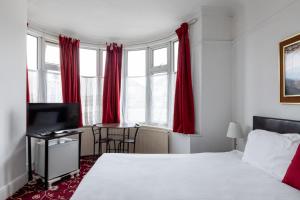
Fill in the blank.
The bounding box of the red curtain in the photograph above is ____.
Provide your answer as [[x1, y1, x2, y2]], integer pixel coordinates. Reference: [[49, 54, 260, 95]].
[[102, 43, 123, 123], [59, 35, 82, 127], [173, 23, 195, 134], [26, 65, 30, 103]]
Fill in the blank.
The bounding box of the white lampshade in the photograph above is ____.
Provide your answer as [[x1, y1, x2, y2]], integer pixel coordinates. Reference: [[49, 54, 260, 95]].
[[226, 122, 243, 139]]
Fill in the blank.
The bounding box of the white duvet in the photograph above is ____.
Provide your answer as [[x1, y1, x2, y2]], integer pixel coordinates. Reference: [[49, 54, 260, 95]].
[[71, 151, 300, 200]]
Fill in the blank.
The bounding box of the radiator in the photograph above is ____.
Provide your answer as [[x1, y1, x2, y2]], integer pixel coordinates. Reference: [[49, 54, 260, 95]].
[[135, 126, 169, 154], [79, 126, 169, 155]]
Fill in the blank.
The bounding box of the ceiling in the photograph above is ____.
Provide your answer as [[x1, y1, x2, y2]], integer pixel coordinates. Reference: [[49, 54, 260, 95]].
[[27, 0, 236, 45]]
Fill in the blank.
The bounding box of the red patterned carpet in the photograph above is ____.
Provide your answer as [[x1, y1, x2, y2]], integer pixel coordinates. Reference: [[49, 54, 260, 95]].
[[7, 156, 96, 200]]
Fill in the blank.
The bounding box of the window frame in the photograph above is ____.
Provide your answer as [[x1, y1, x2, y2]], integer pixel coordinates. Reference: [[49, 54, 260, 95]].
[[168, 40, 178, 127], [26, 33, 41, 103], [43, 40, 62, 103], [44, 41, 60, 70], [26, 34, 39, 71], [150, 44, 169, 74], [123, 39, 178, 128], [123, 48, 148, 123], [173, 40, 179, 73], [149, 43, 170, 127], [27, 28, 179, 128], [79, 47, 100, 78], [79, 46, 106, 126]]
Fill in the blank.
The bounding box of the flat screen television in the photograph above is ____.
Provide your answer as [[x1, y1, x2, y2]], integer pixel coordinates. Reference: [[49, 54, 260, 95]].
[[27, 103, 80, 134]]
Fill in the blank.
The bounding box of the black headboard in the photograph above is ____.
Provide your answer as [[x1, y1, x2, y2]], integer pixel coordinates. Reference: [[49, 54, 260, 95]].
[[253, 116, 300, 134]]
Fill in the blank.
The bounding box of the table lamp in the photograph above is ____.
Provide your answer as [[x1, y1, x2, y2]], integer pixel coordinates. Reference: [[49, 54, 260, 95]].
[[226, 122, 243, 150]]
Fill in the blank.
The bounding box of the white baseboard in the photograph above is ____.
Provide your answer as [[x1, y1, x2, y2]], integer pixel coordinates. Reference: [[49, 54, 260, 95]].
[[0, 173, 27, 200]]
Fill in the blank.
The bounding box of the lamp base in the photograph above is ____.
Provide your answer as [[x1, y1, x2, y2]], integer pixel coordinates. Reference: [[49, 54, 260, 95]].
[[233, 138, 238, 150]]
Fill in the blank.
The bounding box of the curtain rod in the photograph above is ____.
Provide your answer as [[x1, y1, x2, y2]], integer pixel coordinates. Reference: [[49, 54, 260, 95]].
[[188, 18, 198, 25], [27, 18, 198, 47], [126, 18, 198, 46], [27, 24, 104, 46]]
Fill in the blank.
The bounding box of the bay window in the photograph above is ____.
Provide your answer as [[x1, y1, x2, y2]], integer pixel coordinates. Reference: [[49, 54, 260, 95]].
[[173, 41, 179, 72], [169, 41, 179, 127], [153, 47, 168, 67], [44, 42, 62, 103], [150, 72, 168, 125], [102, 51, 106, 76], [125, 50, 147, 123], [150, 47, 169, 126], [80, 48, 104, 125], [26, 30, 179, 128], [26, 35, 39, 102], [124, 42, 178, 128]]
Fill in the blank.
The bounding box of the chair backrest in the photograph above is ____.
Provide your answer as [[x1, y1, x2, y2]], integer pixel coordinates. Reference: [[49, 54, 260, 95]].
[[92, 124, 106, 141], [91, 125, 99, 134], [90, 125, 97, 141], [132, 124, 141, 140]]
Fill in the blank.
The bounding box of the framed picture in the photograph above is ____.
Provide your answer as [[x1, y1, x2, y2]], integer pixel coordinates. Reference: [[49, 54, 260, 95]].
[[280, 34, 300, 103]]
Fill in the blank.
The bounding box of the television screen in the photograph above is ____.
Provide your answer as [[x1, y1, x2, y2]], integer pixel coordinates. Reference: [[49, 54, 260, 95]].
[[27, 103, 80, 134]]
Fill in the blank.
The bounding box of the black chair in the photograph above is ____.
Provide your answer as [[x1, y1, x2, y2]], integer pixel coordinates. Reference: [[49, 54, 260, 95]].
[[91, 125, 111, 158], [118, 126, 140, 153], [106, 128, 126, 153]]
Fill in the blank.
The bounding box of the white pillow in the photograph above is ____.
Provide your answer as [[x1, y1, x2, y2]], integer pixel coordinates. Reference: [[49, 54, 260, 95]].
[[242, 129, 300, 180]]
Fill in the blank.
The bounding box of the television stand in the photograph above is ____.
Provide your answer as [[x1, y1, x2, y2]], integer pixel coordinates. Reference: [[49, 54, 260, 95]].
[[26, 130, 83, 189], [39, 131, 55, 137], [47, 169, 80, 188]]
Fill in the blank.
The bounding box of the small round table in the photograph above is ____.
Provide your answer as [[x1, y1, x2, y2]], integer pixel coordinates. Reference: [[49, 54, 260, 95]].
[[94, 123, 140, 154]]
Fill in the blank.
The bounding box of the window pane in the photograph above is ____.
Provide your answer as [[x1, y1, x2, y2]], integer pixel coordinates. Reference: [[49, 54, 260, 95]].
[[26, 35, 38, 70], [174, 41, 179, 72], [127, 77, 146, 123], [128, 50, 146, 76], [45, 43, 60, 65], [153, 47, 167, 67], [80, 48, 97, 76], [81, 77, 101, 125], [102, 51, 106, 77], [46, 72, 62, 103], [169, 73, 177, 128], [150, 73, 168, 124], [28, 71, 39, 103]]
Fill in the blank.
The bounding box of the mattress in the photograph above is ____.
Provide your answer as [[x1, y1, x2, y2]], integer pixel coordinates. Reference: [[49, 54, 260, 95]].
[[71, 151, 300, 200]]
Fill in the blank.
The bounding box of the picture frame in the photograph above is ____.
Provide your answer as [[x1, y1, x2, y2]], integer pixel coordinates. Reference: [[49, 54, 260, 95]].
[[280, 33, 300, 103]]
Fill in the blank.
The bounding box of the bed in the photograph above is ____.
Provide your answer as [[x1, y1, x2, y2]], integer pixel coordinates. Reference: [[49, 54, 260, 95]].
[[71, 116, 300, 200]]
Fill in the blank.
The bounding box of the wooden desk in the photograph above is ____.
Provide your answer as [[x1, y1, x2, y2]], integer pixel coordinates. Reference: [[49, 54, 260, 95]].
[[26, 130, 82, 189]]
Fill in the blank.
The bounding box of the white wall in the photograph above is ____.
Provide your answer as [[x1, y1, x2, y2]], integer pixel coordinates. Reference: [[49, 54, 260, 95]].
[[198, 7, 232, 151], [0, 0, 27, 199], [187, 7, 233, 152], [232, 0, 300, 149]]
